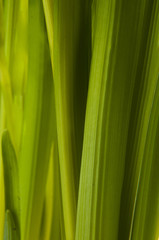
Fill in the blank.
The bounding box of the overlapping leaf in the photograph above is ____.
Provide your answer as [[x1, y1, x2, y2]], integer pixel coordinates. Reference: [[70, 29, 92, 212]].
[[19, 1, 54, 239]]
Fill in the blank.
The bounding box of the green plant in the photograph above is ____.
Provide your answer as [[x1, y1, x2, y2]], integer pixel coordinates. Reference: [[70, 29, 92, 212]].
[[0, 0, 159, 239]]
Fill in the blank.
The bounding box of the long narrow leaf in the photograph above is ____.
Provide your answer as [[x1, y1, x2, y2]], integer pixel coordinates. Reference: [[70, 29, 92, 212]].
[[2, 130, 20, 237], [19, 1, 53, 239]]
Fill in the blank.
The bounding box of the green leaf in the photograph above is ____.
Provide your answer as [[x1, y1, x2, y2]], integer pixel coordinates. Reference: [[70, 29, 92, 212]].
[[2, 130, 20, 237], [76, 0, 159, 239], [3, 210, 18, 240], [19, 1, 54, 239], [46, 0, 91, 238], [40, 143, 64, 240], [128, 1, 159, 239], [118, 0, 159, 238]]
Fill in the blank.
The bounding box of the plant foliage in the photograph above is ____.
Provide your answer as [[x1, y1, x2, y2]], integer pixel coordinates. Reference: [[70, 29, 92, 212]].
[[0, 0, 159, 240]]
